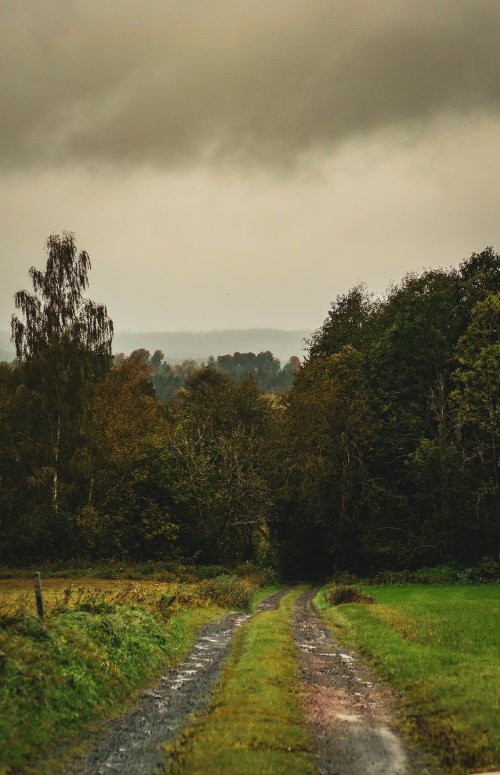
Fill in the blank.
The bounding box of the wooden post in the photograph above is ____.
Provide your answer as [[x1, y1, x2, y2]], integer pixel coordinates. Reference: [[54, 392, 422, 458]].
[[34, 572, 44, 619]]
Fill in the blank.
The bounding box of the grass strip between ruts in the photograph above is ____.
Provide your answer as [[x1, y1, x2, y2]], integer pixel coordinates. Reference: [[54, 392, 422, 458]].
[[165, 587, 316, 775], [315, 584, 500, 775]]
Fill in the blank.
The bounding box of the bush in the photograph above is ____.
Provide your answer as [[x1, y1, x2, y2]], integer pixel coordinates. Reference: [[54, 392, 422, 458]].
[[156, 593, 177, 618], [197, 575, 252, 609], [195, 565, 230, 579], [330, 570, 361, 585], [326, 586, 375, 606], [233, 561, 279, 585], [358, 558, 500, 585], [469, 556, 500, 582], [371, 565, 473, 585], [174, 589, 206, 608]]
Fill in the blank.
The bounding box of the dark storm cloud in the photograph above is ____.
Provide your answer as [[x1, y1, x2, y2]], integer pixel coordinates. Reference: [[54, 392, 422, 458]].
[[1, 0, 499, 169]]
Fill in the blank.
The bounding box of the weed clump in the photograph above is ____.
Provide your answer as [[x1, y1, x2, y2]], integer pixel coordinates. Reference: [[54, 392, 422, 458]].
[[197, 575, 252, 609], [326, 586, 375, 606]]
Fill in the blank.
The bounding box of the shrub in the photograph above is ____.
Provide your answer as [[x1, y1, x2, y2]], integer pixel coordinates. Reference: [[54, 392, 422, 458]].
[[470, 556, 500, 582], [326, 586, 375, 606], [330, 571, 361, 585], [174, 588, 206, 609], [233, 561, 279, 585], [195, 565, 230, 579], [156, 593, 177, 618], [151, 570, 177, 582], [197, 575, 252, 609]]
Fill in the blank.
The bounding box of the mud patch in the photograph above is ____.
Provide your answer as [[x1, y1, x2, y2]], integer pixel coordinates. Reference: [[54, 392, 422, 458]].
[[293, 589, 424, 775]]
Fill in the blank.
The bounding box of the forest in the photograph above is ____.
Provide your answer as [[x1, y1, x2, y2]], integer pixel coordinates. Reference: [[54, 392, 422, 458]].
[[0, 233, 499, 577], [116, 348, 300, 401]]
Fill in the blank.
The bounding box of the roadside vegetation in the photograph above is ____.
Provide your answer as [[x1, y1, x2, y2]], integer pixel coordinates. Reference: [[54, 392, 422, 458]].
[[0, 567, 271, 774], [166, 588, 315, 775], [316, 584, 500, 774]]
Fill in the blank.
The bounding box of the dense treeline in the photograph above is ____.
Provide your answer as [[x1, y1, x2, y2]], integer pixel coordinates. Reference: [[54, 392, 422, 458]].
[[114, 348, 300, 400], [283, 250, 500, 574], [0, 235, 498, 576]]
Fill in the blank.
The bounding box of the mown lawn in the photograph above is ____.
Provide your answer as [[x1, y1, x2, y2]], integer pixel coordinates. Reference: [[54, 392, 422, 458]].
[[316, 584, 499, 774]]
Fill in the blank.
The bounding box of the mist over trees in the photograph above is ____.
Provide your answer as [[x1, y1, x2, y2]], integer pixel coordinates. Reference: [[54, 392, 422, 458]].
[[112, 329, 307, 364], [120, 348, 300, 401], [0, 237, 498, 575]]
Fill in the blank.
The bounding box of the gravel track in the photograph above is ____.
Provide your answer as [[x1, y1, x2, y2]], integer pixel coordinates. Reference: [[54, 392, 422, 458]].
[[293, 588, 422, 775], [62, 590, 285, 775]]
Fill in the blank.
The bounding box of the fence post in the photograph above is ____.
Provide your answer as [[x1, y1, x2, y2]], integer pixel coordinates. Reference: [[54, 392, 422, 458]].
[[34, 572, 44, 619]]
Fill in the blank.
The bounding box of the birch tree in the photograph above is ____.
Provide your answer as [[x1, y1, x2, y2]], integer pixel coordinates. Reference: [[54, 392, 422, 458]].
[[11, 232, 113, 515]]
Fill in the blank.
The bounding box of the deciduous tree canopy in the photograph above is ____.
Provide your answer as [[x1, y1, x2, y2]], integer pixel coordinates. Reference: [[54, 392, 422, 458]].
[[0, 239, 498, 574]]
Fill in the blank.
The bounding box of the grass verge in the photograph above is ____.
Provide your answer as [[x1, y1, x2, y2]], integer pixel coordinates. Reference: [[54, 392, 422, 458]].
[[165, 588, 315, 775], [316, 584, 499, 774], [0, 603, 225, 775]]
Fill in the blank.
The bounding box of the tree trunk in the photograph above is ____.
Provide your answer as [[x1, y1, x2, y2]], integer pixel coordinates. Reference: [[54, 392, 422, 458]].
[[53, 411, 61, 513]]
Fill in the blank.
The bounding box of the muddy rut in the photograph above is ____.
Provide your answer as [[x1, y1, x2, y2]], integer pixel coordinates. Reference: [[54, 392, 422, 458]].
[[63, 590, 285, 775], [293, 589, 421, 775]]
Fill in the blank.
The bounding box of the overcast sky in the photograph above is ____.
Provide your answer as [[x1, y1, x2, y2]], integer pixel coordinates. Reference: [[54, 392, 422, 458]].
[[1, 0, 499, 334]]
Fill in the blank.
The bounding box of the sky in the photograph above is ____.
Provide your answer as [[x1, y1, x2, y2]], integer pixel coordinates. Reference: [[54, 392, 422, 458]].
[[1, 0, 500, 335]]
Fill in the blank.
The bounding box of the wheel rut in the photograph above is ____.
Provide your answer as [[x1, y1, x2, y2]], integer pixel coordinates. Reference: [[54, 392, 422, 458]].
[[293, 588, 422, 775], [62, 589, 286, 775]]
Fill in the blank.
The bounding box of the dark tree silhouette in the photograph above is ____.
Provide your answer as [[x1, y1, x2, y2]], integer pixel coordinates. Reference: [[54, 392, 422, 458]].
[[11, 232, 113, 512]]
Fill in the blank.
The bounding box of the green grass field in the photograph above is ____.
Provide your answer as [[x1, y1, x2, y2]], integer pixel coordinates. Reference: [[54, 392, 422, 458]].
[[316, 584, 500, 774]]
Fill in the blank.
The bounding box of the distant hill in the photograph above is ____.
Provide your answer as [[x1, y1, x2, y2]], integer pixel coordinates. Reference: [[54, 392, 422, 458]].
[[0, 332, 14, 362], [113, 329, 309, 363], [0, 329, 310, 364]]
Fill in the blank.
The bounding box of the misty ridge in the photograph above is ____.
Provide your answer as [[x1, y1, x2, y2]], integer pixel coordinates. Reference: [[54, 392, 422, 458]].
[[0, 328, 307, 365], [113, 329, 307, 363]]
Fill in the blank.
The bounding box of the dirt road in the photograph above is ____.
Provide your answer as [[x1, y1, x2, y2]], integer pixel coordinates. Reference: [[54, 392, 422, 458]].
[[293, 589, 423, 775], [60, 587, 427, 775]]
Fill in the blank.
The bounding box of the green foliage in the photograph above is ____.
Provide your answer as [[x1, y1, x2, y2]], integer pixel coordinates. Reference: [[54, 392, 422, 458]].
[[279, 345, 375, 574], [307, 283, 378, 357], [197, 575, 252, 609], [1, 241, 499, 574], [163, 367, 276, 563], [1, 234, 113, 563], [130, 348, 300, 401], [232, 561, 280, 585], [194, 564, 231, 579], [370, 558, 500, 585], [0, 603, 169, 771], [317, 584, 500, 773], [325, 586, 375, 605], [278, 248, 500, 574], [326, 558, 500, 585], [450, 292, 500, 544]]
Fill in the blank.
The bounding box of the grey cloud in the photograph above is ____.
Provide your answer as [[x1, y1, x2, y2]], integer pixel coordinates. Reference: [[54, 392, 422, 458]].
[[1, 0, 499, 169]]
